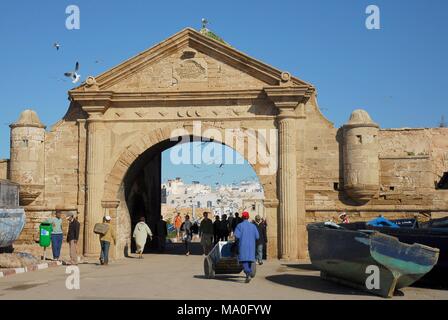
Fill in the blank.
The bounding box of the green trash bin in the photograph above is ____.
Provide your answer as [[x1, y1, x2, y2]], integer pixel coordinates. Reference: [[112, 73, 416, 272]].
[[39, 223, 53, 248]]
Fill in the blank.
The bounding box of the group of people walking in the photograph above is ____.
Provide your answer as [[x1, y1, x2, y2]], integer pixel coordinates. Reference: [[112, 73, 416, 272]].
[[42, 209, 267, 284], [129, 210, 267, 284], [174, 211, 268, 273]]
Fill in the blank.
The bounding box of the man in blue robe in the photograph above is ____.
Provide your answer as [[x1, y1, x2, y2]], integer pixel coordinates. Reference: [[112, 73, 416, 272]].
[[234, 211, 260, 283]]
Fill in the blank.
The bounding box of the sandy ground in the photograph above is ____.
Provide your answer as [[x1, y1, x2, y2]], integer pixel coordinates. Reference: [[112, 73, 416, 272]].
[[0, 243, 447, 300]]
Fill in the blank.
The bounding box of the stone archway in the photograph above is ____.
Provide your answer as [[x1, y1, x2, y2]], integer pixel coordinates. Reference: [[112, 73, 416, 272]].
[[70, 28, 313, 261], [103, 126, 277, 204], [99, 125, 279, 259]]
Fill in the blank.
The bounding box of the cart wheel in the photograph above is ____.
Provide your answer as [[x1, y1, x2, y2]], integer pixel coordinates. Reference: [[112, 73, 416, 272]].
[[204, 256, 215, 279], [250, 261, 257, 278]]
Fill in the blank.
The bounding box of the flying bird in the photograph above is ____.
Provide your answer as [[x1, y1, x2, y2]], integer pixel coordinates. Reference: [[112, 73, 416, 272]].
[[53, 43, 61, 51], [64, 62, 81, 84]]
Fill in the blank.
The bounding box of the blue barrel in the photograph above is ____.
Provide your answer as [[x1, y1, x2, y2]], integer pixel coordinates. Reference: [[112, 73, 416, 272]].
[[0, 209, 26, 248]]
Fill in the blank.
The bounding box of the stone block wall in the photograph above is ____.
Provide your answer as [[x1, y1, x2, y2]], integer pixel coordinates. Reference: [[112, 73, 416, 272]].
[[302, 105, 448, 219], [16, 115, 84, 245], [0, 160, 9, 180], [43, 120, 80, 209]]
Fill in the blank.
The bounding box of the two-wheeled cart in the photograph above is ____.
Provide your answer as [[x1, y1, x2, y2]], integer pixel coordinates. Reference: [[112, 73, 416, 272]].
[[203, 241, 257, 279]]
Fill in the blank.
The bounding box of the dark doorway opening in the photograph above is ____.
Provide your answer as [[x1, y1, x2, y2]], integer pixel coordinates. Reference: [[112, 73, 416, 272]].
[[437, 172, 448, 189], [124, 138, 178, 253]]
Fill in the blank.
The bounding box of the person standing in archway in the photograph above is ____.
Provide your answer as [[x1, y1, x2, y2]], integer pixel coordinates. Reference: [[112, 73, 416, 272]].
[[231, 212, 242, 234], [234, 211, 259, 283], [199, 212, 214, 255], [182, 215, 193, 256], [227, 213, 234, 236], [252, 215, 267, 265], [219, 214, 230, 242], [174, 212, 183, 242], [155, 215, 168, 253], [133, 216, 152, 259], [213, 215, 221, 245]]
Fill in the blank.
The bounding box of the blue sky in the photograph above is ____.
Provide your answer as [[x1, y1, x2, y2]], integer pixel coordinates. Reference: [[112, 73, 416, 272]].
[[162, 142, 258, 185], [0, 0, 447, 184]]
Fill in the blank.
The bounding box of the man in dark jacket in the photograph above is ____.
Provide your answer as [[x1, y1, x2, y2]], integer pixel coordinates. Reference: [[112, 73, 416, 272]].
[[231, 212, 242, 233], [218, 214, 230, 242], [227, 213, 234, 235], [156, 215, 168, 253], [67, 213, 80, 265], [213, 215, 221, 245], [253, 215, 267, 265], [199, 212, 214, 255]]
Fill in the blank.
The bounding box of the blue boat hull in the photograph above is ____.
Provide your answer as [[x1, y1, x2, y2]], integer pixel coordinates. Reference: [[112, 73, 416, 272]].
[[0, 209, 26, 248], [307, 223, 440, 298], [345, 218, 448, 286]]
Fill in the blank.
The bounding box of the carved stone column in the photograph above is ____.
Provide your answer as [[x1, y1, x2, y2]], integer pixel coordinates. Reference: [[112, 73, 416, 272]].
[[83, 108, 106, 257], [265, 85, 312, 260], [277, 108, 299, 259]]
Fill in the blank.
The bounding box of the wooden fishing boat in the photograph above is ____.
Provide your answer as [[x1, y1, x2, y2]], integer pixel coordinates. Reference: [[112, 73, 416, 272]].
[[345, 217, 448, 286], [0, 180, 26, 248], [307, 222, 440, 298]]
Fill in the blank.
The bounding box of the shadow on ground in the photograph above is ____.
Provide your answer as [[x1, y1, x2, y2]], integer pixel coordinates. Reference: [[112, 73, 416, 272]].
[[194, 274, 245, 283], [282, 263, 319, 271], [265, 274, 373, 297], [139, 242, 204, 256]]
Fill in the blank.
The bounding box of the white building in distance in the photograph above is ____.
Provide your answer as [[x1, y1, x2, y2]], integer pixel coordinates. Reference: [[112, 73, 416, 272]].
[[162, 178, 264, 219]]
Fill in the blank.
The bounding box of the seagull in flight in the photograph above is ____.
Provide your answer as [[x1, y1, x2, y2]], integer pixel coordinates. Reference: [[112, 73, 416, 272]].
[[53, 43, 61, 51], [64, 62, 81, 84]]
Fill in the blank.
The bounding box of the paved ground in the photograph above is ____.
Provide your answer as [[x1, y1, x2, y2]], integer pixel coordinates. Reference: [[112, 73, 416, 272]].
[[0, 243, 447, 300]]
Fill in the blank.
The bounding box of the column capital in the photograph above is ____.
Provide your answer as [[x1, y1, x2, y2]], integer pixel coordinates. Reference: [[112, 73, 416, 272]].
[[264, 85, 313, 110], [83, 106, 109, 121], [69, 91, 112, 119], [101, 200, 120, 209], [264, 198, 280, 208]]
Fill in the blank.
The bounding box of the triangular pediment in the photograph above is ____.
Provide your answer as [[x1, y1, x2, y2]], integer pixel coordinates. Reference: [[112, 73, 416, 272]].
[[72, 28, 312, 93]]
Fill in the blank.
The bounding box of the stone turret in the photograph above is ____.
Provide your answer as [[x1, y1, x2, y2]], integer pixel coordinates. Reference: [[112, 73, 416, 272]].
[[342, 109, 380, 203], [9, 110, 46, 206]]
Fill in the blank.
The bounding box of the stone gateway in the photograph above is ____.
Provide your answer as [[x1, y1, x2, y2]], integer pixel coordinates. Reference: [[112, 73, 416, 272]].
[[1, 27, 447, 260]]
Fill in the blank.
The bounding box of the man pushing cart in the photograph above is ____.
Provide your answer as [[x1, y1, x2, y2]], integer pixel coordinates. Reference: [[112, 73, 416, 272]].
[[203, 211, 259, 283]]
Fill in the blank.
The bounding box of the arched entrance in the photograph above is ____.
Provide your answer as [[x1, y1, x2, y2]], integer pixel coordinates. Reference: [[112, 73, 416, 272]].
[[98, 126, 279, 260], [119, 136, 266, 255]]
